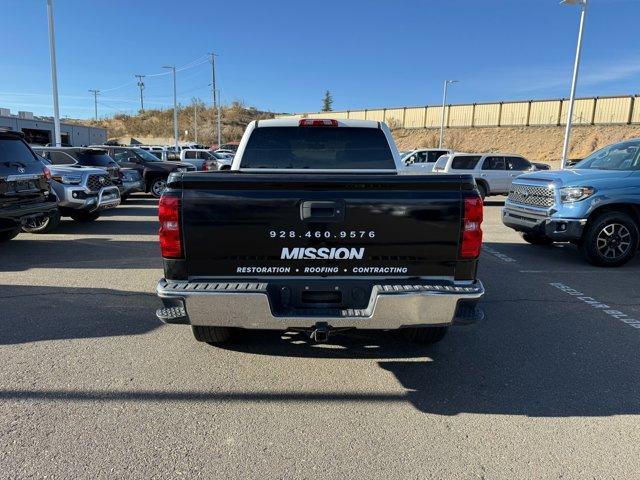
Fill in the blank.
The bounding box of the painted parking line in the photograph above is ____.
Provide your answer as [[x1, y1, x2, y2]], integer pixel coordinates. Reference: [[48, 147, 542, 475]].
[[482, 245, 517, 263], [550, 282, 640, 331]]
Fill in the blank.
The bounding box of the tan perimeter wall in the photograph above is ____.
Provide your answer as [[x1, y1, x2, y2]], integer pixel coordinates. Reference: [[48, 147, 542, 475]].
[[280, 95, 640, 128], [392, 124, 640, 169]]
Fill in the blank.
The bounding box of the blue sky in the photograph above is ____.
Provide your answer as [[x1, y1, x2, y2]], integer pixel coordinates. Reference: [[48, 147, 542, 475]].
[[1, 0, 639, 119]]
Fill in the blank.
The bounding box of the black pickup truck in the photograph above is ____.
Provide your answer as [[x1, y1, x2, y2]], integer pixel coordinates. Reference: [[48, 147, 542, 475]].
[[0, 130, 58, 242], [156, 119, 485, 345]]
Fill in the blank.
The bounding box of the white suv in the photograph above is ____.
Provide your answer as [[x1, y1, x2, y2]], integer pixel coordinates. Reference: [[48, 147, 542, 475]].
[[432, 153, 538, 198]]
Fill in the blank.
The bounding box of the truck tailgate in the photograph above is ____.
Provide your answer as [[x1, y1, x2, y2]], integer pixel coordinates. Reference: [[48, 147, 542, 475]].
[[177, 173, 473, 279]]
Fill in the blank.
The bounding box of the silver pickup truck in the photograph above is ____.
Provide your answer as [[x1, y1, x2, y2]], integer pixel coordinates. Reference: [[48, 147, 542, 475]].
[[23, 155, 120, 232]]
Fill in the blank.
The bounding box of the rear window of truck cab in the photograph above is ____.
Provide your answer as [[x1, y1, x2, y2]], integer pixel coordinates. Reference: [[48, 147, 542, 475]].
[[240, 127, 395, 169]]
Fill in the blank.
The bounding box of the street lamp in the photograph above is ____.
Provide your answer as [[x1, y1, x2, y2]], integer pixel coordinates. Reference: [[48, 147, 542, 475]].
[[46, 0, 61, 147], [439, 80, 458, 149], [560, 0, 588, 169], [163, 65, 179, 152]]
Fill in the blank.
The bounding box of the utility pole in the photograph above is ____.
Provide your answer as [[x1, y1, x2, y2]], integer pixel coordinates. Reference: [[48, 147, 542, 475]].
[[163, 65, 179, 151], [135, 74, 145, 112], [439, 80, 458, 149], [88, 89, 100, 120], [46, 0, 61, 147], [216, 89, 222, 146], [193, 103, 198, 144], [210, 52, 221, 147], [560, 0, 588, 169]]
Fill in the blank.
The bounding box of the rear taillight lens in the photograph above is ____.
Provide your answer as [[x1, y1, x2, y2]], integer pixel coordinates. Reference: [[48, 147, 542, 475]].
[[460, 196, 483, 258], [43, 166, 52, 181], [159, 194, 182, 258]]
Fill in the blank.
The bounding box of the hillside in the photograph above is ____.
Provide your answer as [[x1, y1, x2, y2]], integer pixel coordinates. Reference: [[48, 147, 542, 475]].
[[71, 101, 276, 145], [71, 105, 640, 164], [393, 124, 640, 168]]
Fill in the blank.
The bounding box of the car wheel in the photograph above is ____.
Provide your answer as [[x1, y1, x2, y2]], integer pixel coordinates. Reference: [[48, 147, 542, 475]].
[[150, 178, 167, 198], [402, 326, 448, 344], [477, 183, 487, 199], [192, 326, 239, 344], [580, 212, 639, 267], [0, 228, 20, 243], [69, 211, 101, 223], [522, 232, 554, 246], [21, 210, 61, 234]]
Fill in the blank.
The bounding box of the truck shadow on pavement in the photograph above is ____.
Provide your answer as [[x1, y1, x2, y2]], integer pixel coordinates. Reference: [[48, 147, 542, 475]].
[[0, 284, 162, 345], [0, 238, 162, 271], [214, 308, 640, 417], [52, 218, 158, 236], [218, 329, 434, 359], [485, 241, 640, 269]]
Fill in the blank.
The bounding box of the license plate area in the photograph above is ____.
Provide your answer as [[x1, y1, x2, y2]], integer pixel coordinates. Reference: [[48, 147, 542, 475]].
[[301, 290, 342, 304], [12, 180, 38, 193]]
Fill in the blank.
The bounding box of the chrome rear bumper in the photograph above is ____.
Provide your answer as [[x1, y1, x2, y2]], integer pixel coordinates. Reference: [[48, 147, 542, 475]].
[[156, 278, 484, 330]]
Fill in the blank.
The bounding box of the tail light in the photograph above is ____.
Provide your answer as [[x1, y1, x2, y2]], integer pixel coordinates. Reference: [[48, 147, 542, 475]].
[[460, 196, 483, 258], [299, 119, 338, 127], [43, 166, 52, 181], [159, 194, 182, 258]]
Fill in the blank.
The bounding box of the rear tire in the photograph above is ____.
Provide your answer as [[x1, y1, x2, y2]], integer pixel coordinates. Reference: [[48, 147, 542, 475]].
[[69, 211, 101, 223], [0, 228, 20, 243], [522, 232, 554, 246], [21, 210, 61, 234], [476, 183, 487, 199], [403, 326, 448, 344], [192, 326, 238, 344], [580, 212, 639, 267]]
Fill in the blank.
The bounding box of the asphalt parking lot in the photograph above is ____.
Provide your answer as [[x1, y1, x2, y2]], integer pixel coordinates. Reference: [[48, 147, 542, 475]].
[[1, 195, 639, 479]]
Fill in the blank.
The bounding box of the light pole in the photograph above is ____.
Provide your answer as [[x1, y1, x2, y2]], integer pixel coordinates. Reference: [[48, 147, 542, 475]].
[[88, 89, 99, 120], [560, 0, 588, 169], [135, 74, 145, 112], [439, 80, 458, 149], [163, 65, 179, 152], [46, 0, 61, 147], [210, 52, 221, 147]]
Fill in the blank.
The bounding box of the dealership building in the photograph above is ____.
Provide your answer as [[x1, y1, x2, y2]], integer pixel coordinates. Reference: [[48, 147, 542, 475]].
[[0, 108, 107, 146]]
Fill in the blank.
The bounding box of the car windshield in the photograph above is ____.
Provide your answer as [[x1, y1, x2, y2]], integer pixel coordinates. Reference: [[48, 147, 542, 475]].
[[576, 141, 640, 171], [133, 148, 162, 161], [74, 151, 116, 167]]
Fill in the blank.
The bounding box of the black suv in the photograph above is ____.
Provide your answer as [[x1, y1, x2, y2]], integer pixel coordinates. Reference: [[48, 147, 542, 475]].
[[93, 146, 196, 197], [0, 130, 58, 242]]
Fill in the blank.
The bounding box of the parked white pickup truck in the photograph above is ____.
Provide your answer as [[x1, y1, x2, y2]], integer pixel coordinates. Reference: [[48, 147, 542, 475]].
[[401, 148, 453, 174]]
